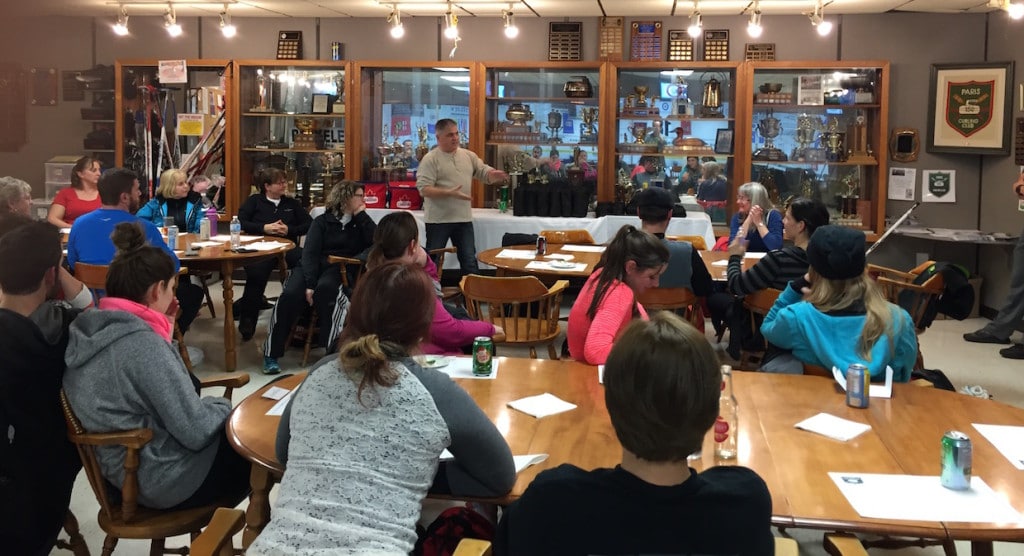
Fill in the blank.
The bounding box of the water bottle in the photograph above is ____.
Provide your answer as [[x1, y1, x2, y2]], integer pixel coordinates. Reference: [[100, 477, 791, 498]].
[[714, 365, 739, 460], [229, 215, 241, 250], [166, 225, 178, 250], [206, 206, 219, 237], [199, 216, 211, 240]]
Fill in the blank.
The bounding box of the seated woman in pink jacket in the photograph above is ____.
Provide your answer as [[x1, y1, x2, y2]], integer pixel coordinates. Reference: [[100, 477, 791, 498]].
[[567, 225, 669, 364], [366, 211, 501, 355]]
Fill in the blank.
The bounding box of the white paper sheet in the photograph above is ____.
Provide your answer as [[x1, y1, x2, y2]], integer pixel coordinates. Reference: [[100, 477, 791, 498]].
[[246, 241, 287, 251], [794, 412, 872, 441], [973, 424, 1024, 470], [212, 234, 262, 242], [507, 393, 577, 418], [439, 450, 549, 474], [832, 366, 893, 398], [261, 386, 290, 400], [434, 356, 499, 380], [743, 252, 768, 259], [828, 473, 1023, 523], [560, 244, 606, 253], [888, 167, 917, 201], [711, 260, 728, 267], [544, 253, 575, 261], [598, 365, 604, 384], [189, 240, 224, 247], [265, 390, 294, 416], [495, 249, 537, 260], [525, 260, 587, 272]]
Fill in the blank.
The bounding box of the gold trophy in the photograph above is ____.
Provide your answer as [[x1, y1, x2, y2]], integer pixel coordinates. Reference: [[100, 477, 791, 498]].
[[845, 114, 875, 164], [792, 114, 823, 161], [251, 68, 273, 112], [546, 110, 562, 142], [820, 117, 847, 162], [415, 124, 430, 161], [633, 85, 650, 108], [293, 118, 318, 149], [753, 110, 787, 161], [332, 72, 345, 115], [580, 107, 598, 143], [628, 122, 648, 144]]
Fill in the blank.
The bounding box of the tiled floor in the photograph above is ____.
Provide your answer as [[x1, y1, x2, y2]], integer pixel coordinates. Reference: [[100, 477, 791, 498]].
[[55, 279, 1024, 555]]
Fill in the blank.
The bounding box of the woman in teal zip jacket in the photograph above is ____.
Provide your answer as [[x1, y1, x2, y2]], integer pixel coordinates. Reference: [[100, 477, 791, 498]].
[[761, 225, 917, 382], [136, 168, 202, 233]]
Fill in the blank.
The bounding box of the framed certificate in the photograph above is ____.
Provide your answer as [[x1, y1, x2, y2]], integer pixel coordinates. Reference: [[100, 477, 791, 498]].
[[311, 94, 330, 114]]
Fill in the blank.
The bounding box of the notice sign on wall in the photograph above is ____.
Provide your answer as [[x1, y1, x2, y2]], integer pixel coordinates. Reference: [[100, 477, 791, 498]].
[[158, 60, 187, 84], [177, 113, 205, 136], [922, 169, 956, 203]]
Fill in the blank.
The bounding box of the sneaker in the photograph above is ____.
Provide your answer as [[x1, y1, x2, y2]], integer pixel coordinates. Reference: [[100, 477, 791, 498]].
[[185, 346, 205, 366], [959, 384, 992, 399], [263, 356, 281, 375], [963, 330, 1011, 344], [999, 343, 1024, 359], [239, 317, 257, 342]]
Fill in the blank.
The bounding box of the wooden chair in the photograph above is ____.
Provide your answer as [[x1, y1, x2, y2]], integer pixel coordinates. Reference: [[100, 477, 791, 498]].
[[636, 287, 703, 329], [460, 274, 568, 359], [189, 508, 245, 556], [867, 260, 943, 370], [665, 234, 708, 250], [286, 255, 364, 366], [824, 532, 952, 556], [539, 229, 595, 245], [55, 511, 90, 555], [737, 288, 782, 371], [428, 246, 464, 306], [59, 372, 249, 556], [74, 263, 195, 372], [450, 537, 806, 556], [193, 271, 218, 318]]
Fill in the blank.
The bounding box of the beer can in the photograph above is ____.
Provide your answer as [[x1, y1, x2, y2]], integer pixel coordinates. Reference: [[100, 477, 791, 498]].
[[940, 430, 972, 490], [472, 336, 494, 376], [536, 235, 547, 256], [166, 225, 178, 250], [845, 363, 869, 408]]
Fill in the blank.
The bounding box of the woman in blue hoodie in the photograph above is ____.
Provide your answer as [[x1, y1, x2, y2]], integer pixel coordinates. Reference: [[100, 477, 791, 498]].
[[136, 168, 203, 233], [761, 225, 917, 381]]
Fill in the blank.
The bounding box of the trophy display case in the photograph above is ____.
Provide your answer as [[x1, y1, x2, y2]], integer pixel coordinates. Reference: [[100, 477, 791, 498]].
[[610, 62, 740, 224], [740, 61, 890, 236], [481, 63, 605, 211], [115, 59, 234, 216], [232, 60, 351, 209]]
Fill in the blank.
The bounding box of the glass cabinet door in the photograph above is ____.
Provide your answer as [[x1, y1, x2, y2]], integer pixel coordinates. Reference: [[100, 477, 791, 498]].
[[237, 63, 346, 208], [613, 65, 736, 225], [484, 66, 601, 210], [748, 65, 886, 233]]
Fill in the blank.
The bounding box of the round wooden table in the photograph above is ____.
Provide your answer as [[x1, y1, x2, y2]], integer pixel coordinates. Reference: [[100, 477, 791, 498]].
[[177, 233, 294, 371], [227, 362, 1024, 552], [476, 244, 603, 278]]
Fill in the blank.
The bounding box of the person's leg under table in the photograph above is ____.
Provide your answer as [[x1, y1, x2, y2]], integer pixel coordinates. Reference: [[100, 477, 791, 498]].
[[263, 270, 309, 362], [450, 221, 480, 275], [313, 266, 345, 352], [982, 231, 1024, 340], [237, 257, 278, 341]]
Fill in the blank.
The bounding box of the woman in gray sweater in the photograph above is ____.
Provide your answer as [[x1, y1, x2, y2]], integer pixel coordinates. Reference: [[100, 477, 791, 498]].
[[248, 262, 515, 555]]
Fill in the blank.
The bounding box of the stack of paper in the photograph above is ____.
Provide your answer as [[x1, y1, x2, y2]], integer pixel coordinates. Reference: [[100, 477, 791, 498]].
[[524, 261, 587, 272], [794, 412, 871, 441], [246, 241, 287, 251], [495, 249, 537, 259], [440, 449, 549, 473], [829, 473, 1022, 523], [560, 244, 606, 253], [973, 423, 1024, 470], [436, 357, 500, 380], [507, 393, 577, 418]]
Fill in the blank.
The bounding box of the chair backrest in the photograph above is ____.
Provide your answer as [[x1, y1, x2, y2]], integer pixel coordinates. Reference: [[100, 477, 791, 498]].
[[459, 274, 568, 342], [73, 262, 109, 294], [665, 234, 708, 250], [327, 255, 366, 288], [539, 229, 594, 245], [637, 287, 702, 328], [867, 261, 944, 332], [743, 288, 782, 316], [59, 388, 153, 524], [428, 246, 457, 269]]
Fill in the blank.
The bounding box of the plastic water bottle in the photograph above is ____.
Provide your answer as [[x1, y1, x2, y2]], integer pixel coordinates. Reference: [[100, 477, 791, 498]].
[[714, 364, 739, 460], [166, 225, 178, 250], [229, 215, 241, 250], [199, 216, 211, 240], [206, 206, 219, 237]]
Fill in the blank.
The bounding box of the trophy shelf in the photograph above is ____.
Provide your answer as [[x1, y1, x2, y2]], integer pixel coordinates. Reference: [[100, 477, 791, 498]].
[[486, 96, 595, 103], [757, 160, 878, 167], [753, 103, 881, 109], [488, 141, 596, 147], [615, 152, 732, 158], [242, 147, 344, 153], [242, 112, 346, 119], [621, 114, 735, 122]]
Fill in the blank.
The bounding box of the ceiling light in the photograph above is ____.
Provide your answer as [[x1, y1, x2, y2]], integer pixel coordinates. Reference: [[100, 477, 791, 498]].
[[1008, 2, 1024, 18], [747, 1, 762, 38], [386, 4, 404, 38], [809, 1, 832, 36], [112, 6, 129, 36], [503, 6, 518, 39], [164, 4, 182, 37], [444, 2, 459, 39], [687, 1, 702, 38], [219, 5, 236, 38]]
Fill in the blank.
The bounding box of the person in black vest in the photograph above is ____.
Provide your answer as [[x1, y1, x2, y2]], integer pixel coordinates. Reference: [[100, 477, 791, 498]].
[[235, 168, 312, 341]]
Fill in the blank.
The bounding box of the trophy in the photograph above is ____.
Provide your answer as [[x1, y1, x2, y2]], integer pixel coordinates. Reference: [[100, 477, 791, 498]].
[[845, 114, 875, 164], [331, 72, 345, 114], [251, 68, 273, 112], [580, 107, 598, 143], [793, 114, 823, 161], [700, 76, 724, 118], [415, 124, 430, 161], [633, 85, 650, 108], [820, 117, 847, 162], [504, 103, 534, 129], [753, 110, 787, 161], [293, 118, 318, 149], [628, 122, 648, 144], [546, 110, 562, 142]]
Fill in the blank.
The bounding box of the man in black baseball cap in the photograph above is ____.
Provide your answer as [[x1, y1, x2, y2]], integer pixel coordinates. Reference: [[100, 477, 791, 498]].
[[635, 187, 711, 296]]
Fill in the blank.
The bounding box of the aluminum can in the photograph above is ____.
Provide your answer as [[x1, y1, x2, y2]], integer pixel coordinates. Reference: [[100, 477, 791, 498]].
[[472, 336, 494, 376], [536, 235, 547, 256], [845, 363, 869, 408], [940, 430, 972, 490], [331, 42, 341, 61], [199, 217, 211, 241], [166, 225, 178, 250]]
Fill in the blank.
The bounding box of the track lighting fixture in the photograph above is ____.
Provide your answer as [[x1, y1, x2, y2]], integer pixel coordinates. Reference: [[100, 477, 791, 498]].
[[164, 4, 182, 37], [809, 0, 832, 36], [387, 4, 404, 38], [219, 4, 236, 38], [112, 6, 129, 36], [747, 1, 763, 38], [503, 5, 518, 39], [444, 2, 459, 40], [687, 1, 702, 38]]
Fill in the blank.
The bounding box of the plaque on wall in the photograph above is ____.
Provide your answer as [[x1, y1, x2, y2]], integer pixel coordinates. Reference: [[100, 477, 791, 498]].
[[702, 30, 729, 61], [667, 30, 694, 62], [599, 17, 624, 61], [30, 67, 57, 106], [744, 43, 776, 61], [276, 31, 303, 60], [629, 21, 662, 61], [549, 22, 583, 61]]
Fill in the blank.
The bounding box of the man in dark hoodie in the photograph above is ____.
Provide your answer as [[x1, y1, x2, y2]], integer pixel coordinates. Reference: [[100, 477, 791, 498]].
[[0, 218, 84, 555]]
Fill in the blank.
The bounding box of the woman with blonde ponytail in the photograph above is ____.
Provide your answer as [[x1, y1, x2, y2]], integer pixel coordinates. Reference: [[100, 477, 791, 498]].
[[248, 261, 515, 555], [761, 225, 918, 381]]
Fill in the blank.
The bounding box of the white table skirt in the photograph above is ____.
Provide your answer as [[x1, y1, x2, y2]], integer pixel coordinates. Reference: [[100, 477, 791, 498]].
[[310, 207, 715, 270]]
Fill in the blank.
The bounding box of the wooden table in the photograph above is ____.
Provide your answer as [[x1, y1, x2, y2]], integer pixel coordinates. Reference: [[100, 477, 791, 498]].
[[176, 234, 293, 371], [477, 244, 603, 278], [226, 359, 1024, 552], [698, 250, 757, 282]]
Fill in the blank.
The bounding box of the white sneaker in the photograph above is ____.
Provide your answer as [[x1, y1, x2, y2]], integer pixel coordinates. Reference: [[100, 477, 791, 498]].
[[185, 345, 205, 366], [959, 384, 991, 399]]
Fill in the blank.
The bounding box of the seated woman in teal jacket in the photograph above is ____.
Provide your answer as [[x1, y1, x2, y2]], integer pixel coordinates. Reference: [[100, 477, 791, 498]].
[[135, 168, 203, 233], [761, 225, 917, 382]]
